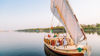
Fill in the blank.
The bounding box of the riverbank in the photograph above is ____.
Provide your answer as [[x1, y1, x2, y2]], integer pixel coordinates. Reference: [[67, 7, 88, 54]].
[[16, 24, 100, 34]]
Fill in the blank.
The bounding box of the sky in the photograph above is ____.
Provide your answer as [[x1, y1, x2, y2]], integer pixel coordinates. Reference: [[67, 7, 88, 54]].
[[0, 0, 100, 30]]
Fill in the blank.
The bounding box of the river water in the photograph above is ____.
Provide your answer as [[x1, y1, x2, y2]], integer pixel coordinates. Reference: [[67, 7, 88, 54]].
[[0, 32, 100, 56]]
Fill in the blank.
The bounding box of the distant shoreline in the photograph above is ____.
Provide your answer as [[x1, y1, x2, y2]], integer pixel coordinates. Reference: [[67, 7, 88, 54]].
[[16, 24, 100, 33]]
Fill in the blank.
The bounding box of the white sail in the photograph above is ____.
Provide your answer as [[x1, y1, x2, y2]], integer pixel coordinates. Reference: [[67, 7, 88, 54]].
[[51, 0, 84, 44]]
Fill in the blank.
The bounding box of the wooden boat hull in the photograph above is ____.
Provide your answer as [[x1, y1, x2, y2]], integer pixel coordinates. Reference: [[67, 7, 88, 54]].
[[44, 39, 85, 56], [44, 45, 61, 56], [44, 44, 84, 56]]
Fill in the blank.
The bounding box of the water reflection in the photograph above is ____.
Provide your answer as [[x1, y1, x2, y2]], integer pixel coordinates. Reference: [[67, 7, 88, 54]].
[[85, 31, 100, 35], [0, 32, 100, 56], [97, 31, 100, 35], [44, 45, 64, 56], [0, 32, 45, 56]]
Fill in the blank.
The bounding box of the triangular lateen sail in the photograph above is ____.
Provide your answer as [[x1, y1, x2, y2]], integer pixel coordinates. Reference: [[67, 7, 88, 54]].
[[51, 0, 85, 44]]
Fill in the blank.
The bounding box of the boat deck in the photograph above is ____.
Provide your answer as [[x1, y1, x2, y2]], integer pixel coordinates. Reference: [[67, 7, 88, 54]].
[[45, 42, 85, 54], [44, 36, 87, 56], [44, 42, 85, 56]]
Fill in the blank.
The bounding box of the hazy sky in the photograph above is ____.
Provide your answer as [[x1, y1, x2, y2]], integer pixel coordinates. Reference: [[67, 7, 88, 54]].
[[0, 0, 100, 30]]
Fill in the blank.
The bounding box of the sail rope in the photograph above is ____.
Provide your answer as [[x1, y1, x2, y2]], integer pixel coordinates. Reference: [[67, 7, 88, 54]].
[[50, 0, 56, 33], [50, 0, 62, 33]]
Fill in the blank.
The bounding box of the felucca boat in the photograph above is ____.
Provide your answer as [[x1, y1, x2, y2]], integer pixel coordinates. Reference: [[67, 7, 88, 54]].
[[44, 0, 90, 56]]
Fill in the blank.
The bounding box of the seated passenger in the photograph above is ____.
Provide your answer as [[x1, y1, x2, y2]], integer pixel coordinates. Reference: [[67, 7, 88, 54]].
[[54, 33, 57, 37], [63, 37, 67, 48], [56, 38, 60, 47], [48, 34, 51, 38], [54, 33, 59, 38]]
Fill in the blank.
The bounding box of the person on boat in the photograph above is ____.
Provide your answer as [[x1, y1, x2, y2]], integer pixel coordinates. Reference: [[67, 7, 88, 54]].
[[66, 37, 70, 45], [53, 33, 58, 38], [51, 40, 56, 46], [58, 38, 63, 46], [56, 38, 60, 47], [48, 34, 51, 38], [63, 37, 67, 48], [69, 38, 74, 46], [65, 33, 74, 46]]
